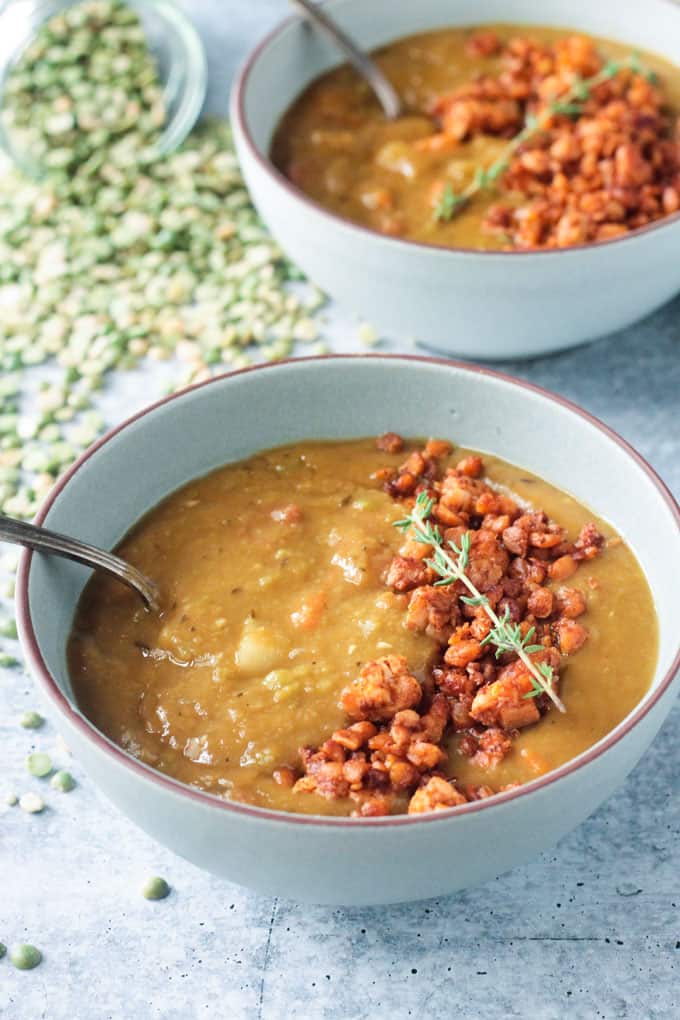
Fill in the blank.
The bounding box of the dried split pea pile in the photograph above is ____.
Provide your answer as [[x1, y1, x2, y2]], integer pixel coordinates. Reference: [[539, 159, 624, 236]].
[[0, 0, 326, 522]]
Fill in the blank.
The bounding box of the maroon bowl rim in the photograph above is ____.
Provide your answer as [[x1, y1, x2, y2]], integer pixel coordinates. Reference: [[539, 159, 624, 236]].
[[231, 0, 680, 258], [16, 354, 680, 828]]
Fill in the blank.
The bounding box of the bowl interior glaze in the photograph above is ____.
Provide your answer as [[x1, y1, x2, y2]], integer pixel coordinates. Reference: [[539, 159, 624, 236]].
[[24, 357, 680, 726]]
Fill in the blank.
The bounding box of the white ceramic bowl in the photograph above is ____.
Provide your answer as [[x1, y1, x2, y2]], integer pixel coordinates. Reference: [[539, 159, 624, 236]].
[[231, 0, 680, 360], [17, 356, 680, 905]]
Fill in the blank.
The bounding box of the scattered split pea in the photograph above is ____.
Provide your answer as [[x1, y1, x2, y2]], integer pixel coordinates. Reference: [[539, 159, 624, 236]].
[[25, 752, 52, 778], [20, 711, 44, 730], [9, 944, 42, 970], [50, 770, 76, 792], [18, 792, 45, 814], [141, 876, 171, 901]]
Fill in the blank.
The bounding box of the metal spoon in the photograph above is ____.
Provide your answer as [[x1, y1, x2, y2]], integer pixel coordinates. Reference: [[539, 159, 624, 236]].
[[0, 515, 159, 612], [290, 0, 402, 119]]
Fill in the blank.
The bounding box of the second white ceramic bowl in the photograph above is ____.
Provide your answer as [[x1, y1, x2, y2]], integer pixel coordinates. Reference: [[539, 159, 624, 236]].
[[231, 0, 680, 359], [17, 356, 680, 905]]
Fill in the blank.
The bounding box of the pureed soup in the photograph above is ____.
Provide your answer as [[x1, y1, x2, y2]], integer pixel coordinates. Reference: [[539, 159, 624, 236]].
[[271, 25, 680, 250], [68, 437, 658, 817]]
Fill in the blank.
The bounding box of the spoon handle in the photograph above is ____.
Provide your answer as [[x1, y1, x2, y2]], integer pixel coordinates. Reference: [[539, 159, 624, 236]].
[[290, 0, 402, 119], [0, 515, 159, 612]]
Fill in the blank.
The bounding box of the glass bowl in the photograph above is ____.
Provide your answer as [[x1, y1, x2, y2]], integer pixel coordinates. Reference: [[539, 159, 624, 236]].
[[0, 0, 207, 177]]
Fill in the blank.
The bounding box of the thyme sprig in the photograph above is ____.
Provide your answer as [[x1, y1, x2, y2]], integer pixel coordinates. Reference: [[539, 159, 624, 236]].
[[394, 492, 566, 712], [433, 52, 658, 223]]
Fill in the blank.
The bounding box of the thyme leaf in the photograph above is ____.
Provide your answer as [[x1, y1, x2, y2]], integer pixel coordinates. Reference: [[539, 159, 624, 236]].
[[394, 491, 565, 712], [433, 183, 467, 222]]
